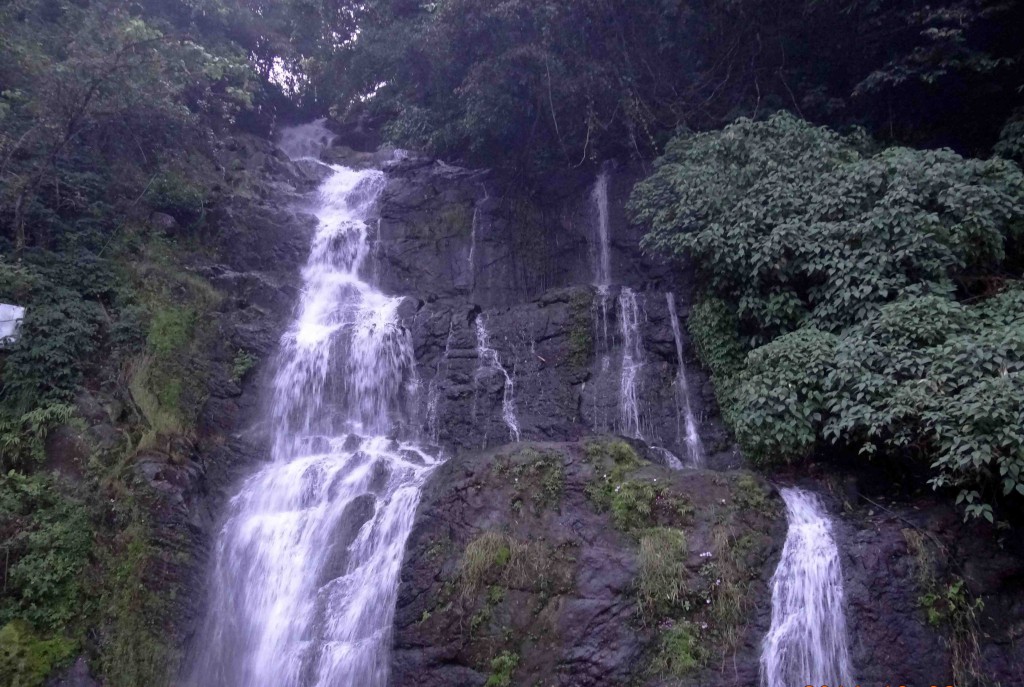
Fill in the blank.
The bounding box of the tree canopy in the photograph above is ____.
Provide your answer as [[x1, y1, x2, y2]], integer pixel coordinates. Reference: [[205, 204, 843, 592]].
[[631, 114, 1024, 521]]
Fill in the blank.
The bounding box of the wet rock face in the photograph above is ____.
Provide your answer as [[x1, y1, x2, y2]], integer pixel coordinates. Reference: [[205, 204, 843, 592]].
[[391, 441, 785, 687], [839, 494, 1024, 686], [372, 157, 733, 467], [124, 133, 322, 674]]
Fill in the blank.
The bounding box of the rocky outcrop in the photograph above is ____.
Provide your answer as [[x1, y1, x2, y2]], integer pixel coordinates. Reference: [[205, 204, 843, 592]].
[[126, 134, 321, 677], [391, 440, 785, 687], [838, 491, 1024, 686], [370, 156, 734, 468], [146, 130, 1024, 687]]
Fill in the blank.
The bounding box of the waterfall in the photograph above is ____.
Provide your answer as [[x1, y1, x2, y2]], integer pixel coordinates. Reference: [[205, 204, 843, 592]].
[[761, 488, 854, 687], [186, 126, 439, 687], [590, 169, 613, 369], [590, 169, 612, 290], [665, 293, 705, 467], [475, 317, 521, 443], [618, 287, 645, 440]]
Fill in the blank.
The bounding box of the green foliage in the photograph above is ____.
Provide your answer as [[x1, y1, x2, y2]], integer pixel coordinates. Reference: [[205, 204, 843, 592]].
[[459, 532, 514, 601], [95, 510, 174, 687], [825, 291, 1024, 518], [0, 0, 256, 252], [457, 531, 569, 605], [0, 404, 77, 469], [568, 291, 594, 369], [484, 650, 519, 687], [649, 621, 706, 678], [0, 620, 76, 687], [0, 473, 94, 635], [637, 528, 688, 619], [688, 299, 746, 382], [147, 307, 195, 359], [633, 113, 1024, 339], [495, 448, 564, 513], [732, 474, 776, 517], [904, 530, 984, 686], [146, 173, 207, 227], [635, 114, 1024, 518], [609, 481, 657, 532], [729, 328, 838, 466], [231, 350, 259, 383], [995, 109, 1024, 164]]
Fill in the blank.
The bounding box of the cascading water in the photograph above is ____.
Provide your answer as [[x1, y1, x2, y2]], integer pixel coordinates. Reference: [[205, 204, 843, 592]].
[[186, 124, 439, 687], [590, 169, 612, 292], [590, 170, 613, 367], [761, 488, 854, 687], [666, 293, 705, 467], [618, 287, 645, 440], [475, 317, 521, 443]]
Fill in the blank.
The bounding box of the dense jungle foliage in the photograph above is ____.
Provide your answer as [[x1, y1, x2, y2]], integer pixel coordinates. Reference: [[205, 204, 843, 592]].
[[0, 0, 1022, 684], [632, 113, 1024, 522]]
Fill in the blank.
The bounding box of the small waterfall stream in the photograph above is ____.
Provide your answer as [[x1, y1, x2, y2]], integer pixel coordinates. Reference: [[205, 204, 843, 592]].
[[618, 287, 645, 440], [666, 293, 705, 467], [475, 317, 521, 443], [186, 124, 439, 687], [590, 169, 613, 367], [761, 488, 854, 687], [467, 183, 487, 293]]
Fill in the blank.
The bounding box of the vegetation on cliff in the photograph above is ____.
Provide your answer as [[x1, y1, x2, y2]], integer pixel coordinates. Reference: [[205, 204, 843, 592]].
[[0, 1, 282, 684], [631, 114, 1024, 522], [0, 0, 1022, 684]]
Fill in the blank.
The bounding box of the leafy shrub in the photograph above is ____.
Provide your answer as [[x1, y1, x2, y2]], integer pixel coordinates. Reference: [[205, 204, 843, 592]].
[[632, 113, 1024, 339], [146, 173, 207, 227], [484, 650, 519, 687], [0, 473, 93, 634], [634, 114, 1024, 518], [0, 620, 76, 687], [996, 109, 1024, 163], [688, 299, 746, 382], [95, 512, 174, 687], [231, 349, 259, 382], [729, 328, 838, 466], [826, 291, 1024, 519], [494, 448, 564, 512]]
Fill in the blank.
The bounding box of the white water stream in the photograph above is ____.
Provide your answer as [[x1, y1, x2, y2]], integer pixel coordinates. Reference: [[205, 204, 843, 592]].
[[187, 123, 439, 687], [666, 293, 705, 467], [590, 170, 613, 369], [618, 287, 645, 440], [475, 317, 521, 443], [761, 488, 854, 687]]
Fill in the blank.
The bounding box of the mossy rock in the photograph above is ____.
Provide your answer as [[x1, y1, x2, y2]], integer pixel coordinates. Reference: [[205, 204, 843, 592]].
[[0, 621, 76, 687]]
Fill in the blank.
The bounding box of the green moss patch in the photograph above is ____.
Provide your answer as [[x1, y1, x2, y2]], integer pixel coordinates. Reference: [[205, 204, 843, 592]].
[[494, 447, 565, 515]]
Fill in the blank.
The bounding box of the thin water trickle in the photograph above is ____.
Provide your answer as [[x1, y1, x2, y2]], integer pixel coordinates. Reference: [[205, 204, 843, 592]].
[[186, 124, 439, 687], [467, 183, 487, 293], [590, 169, 612, 290], [666, 293, 705, 467], [590, 169, 613, 368], [619, 287, 645, 440], [475, 317, 521, 443], [761, 488, 854, 687]]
